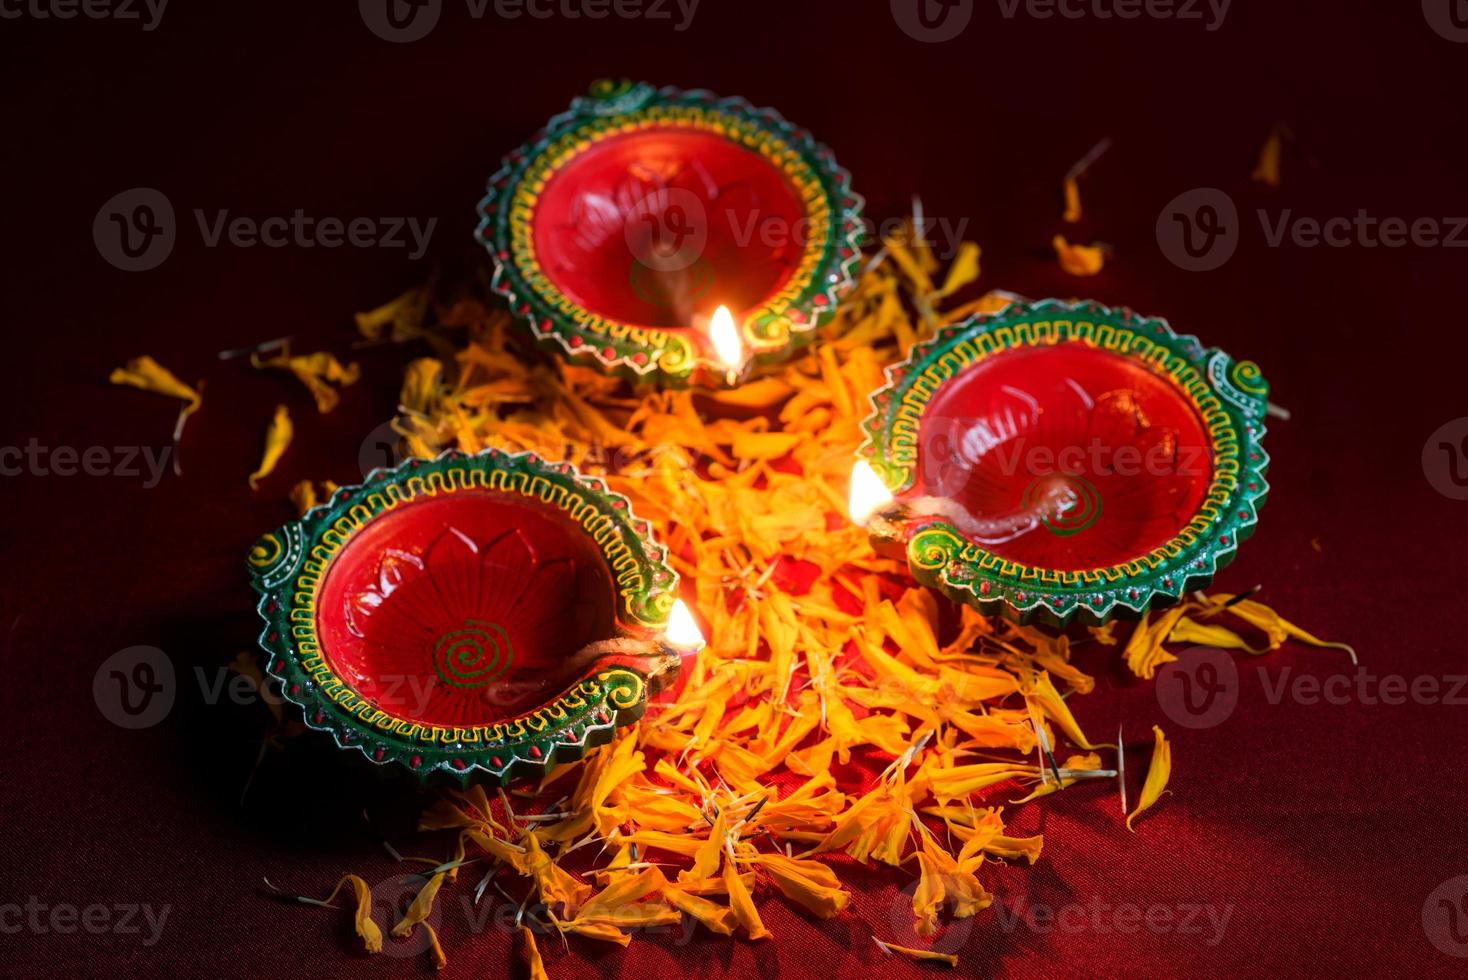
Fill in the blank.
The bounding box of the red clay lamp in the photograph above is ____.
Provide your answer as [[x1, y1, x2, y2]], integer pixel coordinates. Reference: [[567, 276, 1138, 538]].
[[854, 299, 1271, 628]]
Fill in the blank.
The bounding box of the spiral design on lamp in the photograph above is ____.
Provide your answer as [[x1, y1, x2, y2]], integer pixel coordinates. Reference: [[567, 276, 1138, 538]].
[[1230, 359, 1267, 396], [600, 669, 646, 710], [908, 526, 962, 571], [433, 619, 511, 690], [656, 334, 696, 377]]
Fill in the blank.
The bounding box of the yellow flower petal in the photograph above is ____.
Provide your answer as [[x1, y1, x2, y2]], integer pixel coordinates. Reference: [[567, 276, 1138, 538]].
[[316, 874, 382, 954], [1206, 594, 1357, 662], [1062, 176, 1082, 223], [390, 871, 445, 938], [751, 853, 850, 919], [253, 349, 360, 413], [663, 884, 736, 936], [248, 404, 292, 489], [935, 242, 981, 298], [1052, 235, 1106, 276], [723, 855, 770, 940], [1251, 124, 1284, 187], [1127, 725, 1173, 831], [109, 355, 201, 408], [1168, 616, 1267, 654], [520, 925, 549, 980]]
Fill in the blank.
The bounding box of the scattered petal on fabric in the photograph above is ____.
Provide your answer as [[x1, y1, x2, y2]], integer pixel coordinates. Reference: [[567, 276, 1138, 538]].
[[874, 936, 958, 967], [1062, 176, 1082, 223], [1168, 616, 1267, 654], [356, 285, 431, 343], [249, 404, 292, 489], [723, 856, 770, 940], [253, 348, 361, 413], [315, 875, 382, 954], [521, 925, 549, 980], [1052, 235, 1106, 276], [421, 922, 448, 970], [109, 355, 201, 409], [1123, 607, 1189, 679], [1205, 594, 1357, 663], [663, 885, 736, 936], [936, 242, 981, 299], [391, 872, 445, 938], [1127, 726, 1173, 831], [1251, 124, 1285, 187]]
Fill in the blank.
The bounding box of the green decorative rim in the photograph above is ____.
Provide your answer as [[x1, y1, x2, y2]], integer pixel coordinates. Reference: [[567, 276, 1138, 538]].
[[858, 299, 1271, 628], [246, 448, 680, 784], [475, 79, 866, 386]]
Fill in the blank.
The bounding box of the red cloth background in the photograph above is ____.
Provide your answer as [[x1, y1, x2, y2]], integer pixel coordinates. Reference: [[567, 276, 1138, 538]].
[[3, 2, 1467, 977]]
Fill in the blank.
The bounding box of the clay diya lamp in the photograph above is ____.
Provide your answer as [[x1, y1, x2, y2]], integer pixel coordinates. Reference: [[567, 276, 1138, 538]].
[[247, 449, 703, 783], [476, 79, 865, 387], [852, 299, 1270, 628]]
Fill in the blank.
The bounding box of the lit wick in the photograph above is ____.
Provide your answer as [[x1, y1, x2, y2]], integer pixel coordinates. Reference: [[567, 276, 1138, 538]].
[[848, 460, 1078, 544], [707, 305, 746, 386], [664, 598, 707, 653], [848, 460, 896, 527]]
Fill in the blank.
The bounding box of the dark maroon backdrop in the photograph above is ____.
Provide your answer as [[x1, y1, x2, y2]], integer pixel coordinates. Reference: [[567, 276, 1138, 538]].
[[3, 2, 1467, 977]]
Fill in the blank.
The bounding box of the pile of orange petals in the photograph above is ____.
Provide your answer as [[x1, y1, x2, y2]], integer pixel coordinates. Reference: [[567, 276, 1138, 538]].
[[279, 231, 1345, 973]]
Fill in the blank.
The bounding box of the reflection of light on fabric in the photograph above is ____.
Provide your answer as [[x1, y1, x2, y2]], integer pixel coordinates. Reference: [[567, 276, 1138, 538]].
[[708, 305, 744, 377], [848, 460, 896, 527], [665, 599, 706, 651]]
